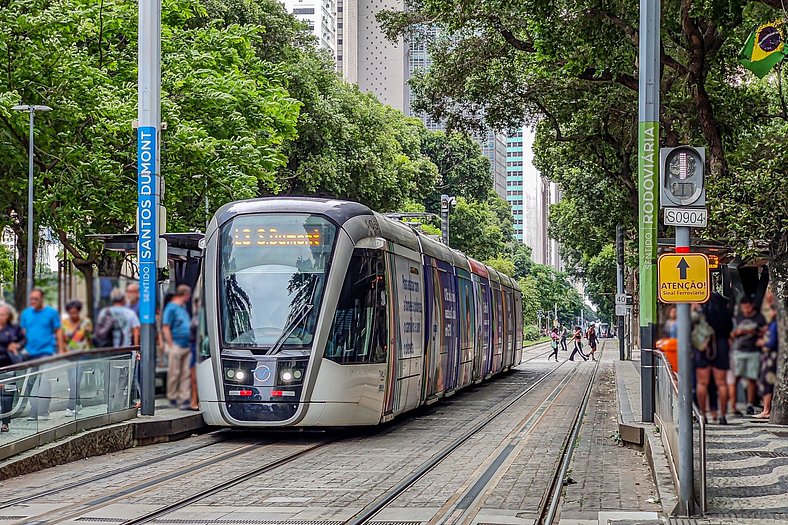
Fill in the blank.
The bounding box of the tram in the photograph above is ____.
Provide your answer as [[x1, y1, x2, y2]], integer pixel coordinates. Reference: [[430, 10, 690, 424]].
[[196, 198, 523, 427]]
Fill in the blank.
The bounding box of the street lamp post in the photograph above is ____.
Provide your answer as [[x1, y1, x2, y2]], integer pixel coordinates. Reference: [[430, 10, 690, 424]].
[[12, 104, 52, 303]]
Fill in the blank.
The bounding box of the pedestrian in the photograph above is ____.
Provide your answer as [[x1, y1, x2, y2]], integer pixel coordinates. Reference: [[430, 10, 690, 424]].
[[586, 324, 598, 361], [703, 292, 733, 424], [163, 285, 193, 410], [0, 303, 25, 432], [95, 289, 140, 348], [548, 327, 560, 361], [731, 296, 766, 416], [19, 288, 65, 420], [691, 303, 715, 423], [61, 300, 93, 416], [125, 282, 140, 319], [560, 327, 568, 352], [755, 298, 778, 419], [664, 306, 678, 338], [569, 326, 587, 361]]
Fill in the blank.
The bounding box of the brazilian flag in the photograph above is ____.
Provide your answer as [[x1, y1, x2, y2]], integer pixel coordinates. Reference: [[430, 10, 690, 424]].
[[739, 20, 786, 78]]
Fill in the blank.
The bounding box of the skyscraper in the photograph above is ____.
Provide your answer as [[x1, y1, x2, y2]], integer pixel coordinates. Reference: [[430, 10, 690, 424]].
[[340, 0, 410, 112], [507, 127, 560, 269], [282, 0, 338, 58]]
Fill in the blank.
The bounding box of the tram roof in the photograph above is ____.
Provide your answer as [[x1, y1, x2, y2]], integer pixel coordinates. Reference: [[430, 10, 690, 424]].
[[214, 197, 374, 227]]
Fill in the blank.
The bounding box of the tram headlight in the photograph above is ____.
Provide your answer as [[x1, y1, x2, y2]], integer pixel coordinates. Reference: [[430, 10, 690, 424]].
[[281, 370, 293, 382], [235, 371, 246, 381]]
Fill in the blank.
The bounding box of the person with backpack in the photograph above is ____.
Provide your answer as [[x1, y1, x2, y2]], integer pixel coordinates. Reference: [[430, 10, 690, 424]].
[[95, 289, 140, 348]]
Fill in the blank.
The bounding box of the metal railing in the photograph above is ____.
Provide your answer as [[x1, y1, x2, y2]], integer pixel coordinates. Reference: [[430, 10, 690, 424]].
[[0, 347, 139, 461], [653, 350, 707, 514]]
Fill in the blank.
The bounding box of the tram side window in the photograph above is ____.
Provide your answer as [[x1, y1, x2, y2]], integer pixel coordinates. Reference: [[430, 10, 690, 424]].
[[325, 249, 388, 364]]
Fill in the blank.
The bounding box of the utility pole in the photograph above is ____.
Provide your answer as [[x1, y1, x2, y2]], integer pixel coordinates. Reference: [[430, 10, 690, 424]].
[[617, 225, 626, 360], [660, 145, 707, 516], [638, 0, 660, 423], [440, 194, 456, 246], [12, 104, 52, 303], [137, 0, 162, 416]]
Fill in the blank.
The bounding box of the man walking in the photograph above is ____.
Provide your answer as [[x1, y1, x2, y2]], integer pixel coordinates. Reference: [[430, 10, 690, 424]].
[[560, 326, 568, 352], [163, 285, 192, 410], [20, 288, 65, 419], [731, 296, 766, 416]]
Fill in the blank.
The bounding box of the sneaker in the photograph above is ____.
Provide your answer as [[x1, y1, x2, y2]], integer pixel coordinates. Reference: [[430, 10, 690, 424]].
[[40, 414, 50, 421], [64, 408, 77, 416], [169, 399, 178, 407], [719, 416, 727, 425], [746, 405, 755, 415], [26, 416, 36, 421], [733, 409, 744, 417]]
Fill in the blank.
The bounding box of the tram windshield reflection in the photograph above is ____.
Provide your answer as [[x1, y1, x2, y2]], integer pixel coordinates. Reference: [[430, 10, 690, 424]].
[[219, 214, 336, 352]]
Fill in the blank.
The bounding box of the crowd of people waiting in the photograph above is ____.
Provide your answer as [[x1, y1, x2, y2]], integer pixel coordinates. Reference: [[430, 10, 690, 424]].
[[664, 290, 780, 425], [0, 283, 198, 434]]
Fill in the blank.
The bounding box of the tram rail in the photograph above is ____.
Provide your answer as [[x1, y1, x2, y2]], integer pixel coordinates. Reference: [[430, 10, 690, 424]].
[[0, 430, 229, 510], [8, 437, 277, 525], [345, 349, 601, 525]]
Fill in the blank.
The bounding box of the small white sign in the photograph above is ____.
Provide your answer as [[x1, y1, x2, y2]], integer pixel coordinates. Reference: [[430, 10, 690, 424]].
[[616, 304, 628, 316], [615, 293, 627, 305], [664, 207, 707, 228]]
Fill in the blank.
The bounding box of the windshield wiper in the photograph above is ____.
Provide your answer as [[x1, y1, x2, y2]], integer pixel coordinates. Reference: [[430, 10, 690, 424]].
[[267, 303, 313, 355]]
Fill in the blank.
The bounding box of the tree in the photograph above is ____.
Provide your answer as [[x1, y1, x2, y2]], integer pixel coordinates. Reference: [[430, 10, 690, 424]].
[[421, 131, 491, 203], [0, 0, 300, 313], [380, 0, 788, 423]]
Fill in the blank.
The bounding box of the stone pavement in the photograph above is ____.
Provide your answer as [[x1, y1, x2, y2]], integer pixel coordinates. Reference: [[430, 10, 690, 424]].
[[558, 341, 662, 525], [703, 418, 788, 519]]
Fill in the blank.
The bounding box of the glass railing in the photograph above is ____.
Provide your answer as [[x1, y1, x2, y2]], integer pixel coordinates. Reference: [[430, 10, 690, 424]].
[[654, 350, 707, 514], [0, 347, 138, 456]]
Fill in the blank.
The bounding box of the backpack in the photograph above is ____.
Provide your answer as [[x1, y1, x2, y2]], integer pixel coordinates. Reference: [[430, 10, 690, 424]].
[[94, 308, 121, 348], [691, 314, 715, 353]]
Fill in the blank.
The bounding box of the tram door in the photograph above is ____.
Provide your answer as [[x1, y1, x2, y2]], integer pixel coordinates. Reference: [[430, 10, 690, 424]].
[[383, 251, 424, 415]]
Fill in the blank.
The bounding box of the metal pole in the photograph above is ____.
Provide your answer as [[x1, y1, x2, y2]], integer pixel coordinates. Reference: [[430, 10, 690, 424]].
[[676, 226, 694, 515], [638, 0, 660, 423], [138, 0, 162, 416], [27, 108, 34, 303], [617, 224, 626, 360]]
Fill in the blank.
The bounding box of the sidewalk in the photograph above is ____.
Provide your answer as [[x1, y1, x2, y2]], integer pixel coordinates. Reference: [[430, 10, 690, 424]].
[[558, 340, 665, 525]]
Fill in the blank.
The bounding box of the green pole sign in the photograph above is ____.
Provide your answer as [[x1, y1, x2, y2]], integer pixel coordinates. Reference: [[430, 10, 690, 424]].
[[639, 121, 658, 326]]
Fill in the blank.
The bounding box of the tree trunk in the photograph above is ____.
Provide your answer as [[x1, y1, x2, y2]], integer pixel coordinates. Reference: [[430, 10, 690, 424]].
[[12, 225, 35, 312], [73, 261, 96, 322], [769, 254, 788, 424]]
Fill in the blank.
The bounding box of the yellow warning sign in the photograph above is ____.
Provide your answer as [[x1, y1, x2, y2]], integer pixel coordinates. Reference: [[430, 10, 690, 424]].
[[658, 253, 710, 304]]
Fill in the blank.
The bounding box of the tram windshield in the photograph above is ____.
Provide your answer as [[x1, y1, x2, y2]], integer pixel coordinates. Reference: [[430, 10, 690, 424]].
[[218, 214, 337, 351]]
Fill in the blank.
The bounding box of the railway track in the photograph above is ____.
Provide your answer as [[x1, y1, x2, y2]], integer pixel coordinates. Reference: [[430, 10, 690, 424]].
[[345, 349, 602, 525], [0, 430, 230, 510]]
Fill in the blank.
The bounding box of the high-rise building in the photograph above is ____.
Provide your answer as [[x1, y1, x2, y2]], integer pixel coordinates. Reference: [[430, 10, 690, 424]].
[[506, 130, 526, 243], [340, 0, 410, 111], [283, 0, 338, 57], [507, 127, 561, 269], [480, 131, 508, 201]]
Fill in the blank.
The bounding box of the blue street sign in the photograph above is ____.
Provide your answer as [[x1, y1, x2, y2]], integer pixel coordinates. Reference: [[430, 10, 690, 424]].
[[137, 126, 157, 324]]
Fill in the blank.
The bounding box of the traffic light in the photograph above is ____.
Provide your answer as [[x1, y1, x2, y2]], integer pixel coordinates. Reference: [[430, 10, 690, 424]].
[[659, 146, 706, 207]]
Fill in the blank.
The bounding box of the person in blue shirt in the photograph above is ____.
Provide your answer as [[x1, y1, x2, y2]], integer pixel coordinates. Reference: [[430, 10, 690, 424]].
[[162, 285, 193, 409], [19, 288, 65, 419]]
